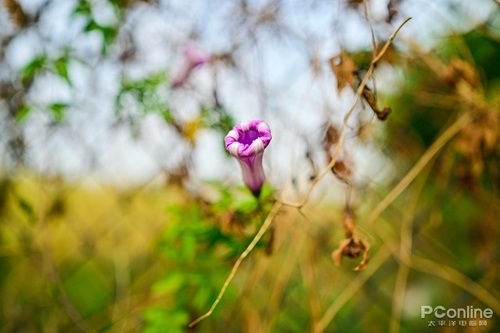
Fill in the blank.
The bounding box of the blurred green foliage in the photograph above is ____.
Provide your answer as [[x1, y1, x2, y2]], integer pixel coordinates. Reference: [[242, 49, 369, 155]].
[[0, 0, 499, 332]]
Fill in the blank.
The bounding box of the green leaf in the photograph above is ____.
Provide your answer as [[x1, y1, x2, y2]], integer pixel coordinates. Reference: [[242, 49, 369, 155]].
[[143, 308, 188, 333], [15, 105, 31, 123], [152, 272, 185, 295], [100, 25, 118, 45], [200, 106, 235, 135], [160, 108, 174, 124], [21, 55, 47, 82], [18, 197, 36, 221], [108, 0, 128, 10], [234, 197, 258, 213], [84, 20, 99, 32], [83, 20, 117, 48], [54, 57, 71, 85], [192, 284, 213, 310], [72, 0, 92, 17], [49, 103, 68, 122], [182, 233, 197, 262], [63, 262, 112, 316]]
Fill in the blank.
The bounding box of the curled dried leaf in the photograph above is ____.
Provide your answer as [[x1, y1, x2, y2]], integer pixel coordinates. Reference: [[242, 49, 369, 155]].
[[376, 106, 391, 120], [362, 87, 377, 111], [331, 237, 370, 271], [362, 86, 392, 120], [323, 125, 352, 182], [332, 238, 353, 265], [332, 207, 370, 270], [353, 239, 370, 271]]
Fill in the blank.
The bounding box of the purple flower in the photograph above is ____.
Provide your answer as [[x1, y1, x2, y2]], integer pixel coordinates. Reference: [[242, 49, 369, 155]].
[[172, 45, 210, 88], [225, 120, 272, 197]]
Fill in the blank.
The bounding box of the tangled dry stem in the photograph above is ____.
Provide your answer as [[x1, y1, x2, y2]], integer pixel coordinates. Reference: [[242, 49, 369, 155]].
[[280, 17, 412, 209], [189, 17, 412, 328]]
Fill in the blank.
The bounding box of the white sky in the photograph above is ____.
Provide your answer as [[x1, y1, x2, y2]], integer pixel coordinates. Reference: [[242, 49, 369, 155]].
[[1, 0, 497, 195]]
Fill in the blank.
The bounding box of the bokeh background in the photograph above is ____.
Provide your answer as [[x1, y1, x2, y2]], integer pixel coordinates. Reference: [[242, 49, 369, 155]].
[[1, 0, 500, 332]]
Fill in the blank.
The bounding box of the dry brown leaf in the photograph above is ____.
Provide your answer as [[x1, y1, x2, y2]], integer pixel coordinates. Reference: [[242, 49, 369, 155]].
[[331, 237, 370, 271], [362, 87, 377, 111], [329, 54, 357, 93], [332, 208, 370, 271], [323, 125, 353, 183], [325, 125, 339, 146], [332, 160, 352, 184], [353, 239, 370, 271], [387, 0, 401, 23], [376, 106, 391, 120], [362, 87, 392, 120], [5, 0, 28, 28]]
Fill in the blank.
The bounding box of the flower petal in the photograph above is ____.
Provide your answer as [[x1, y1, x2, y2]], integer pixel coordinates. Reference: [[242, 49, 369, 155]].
[[224, 120, 272, 197]]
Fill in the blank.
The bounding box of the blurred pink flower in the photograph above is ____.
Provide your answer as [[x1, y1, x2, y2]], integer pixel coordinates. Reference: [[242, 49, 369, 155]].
[[225, 120, 272, 197], [171, 45, 210, 88]]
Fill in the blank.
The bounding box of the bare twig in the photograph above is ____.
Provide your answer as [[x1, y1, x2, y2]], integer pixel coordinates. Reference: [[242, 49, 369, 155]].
[[363, 0, 378, 96], [388, 169, 429, 333], [294, 209, 321, 331], [364, 112, 471, 229], [363, 0, 378, 59], [281, 17, 411, 209], [190, 15, 413, 329], [264, 216, 308, 332], [300, 242, 322, 333], [411, 254, 500, 314]]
